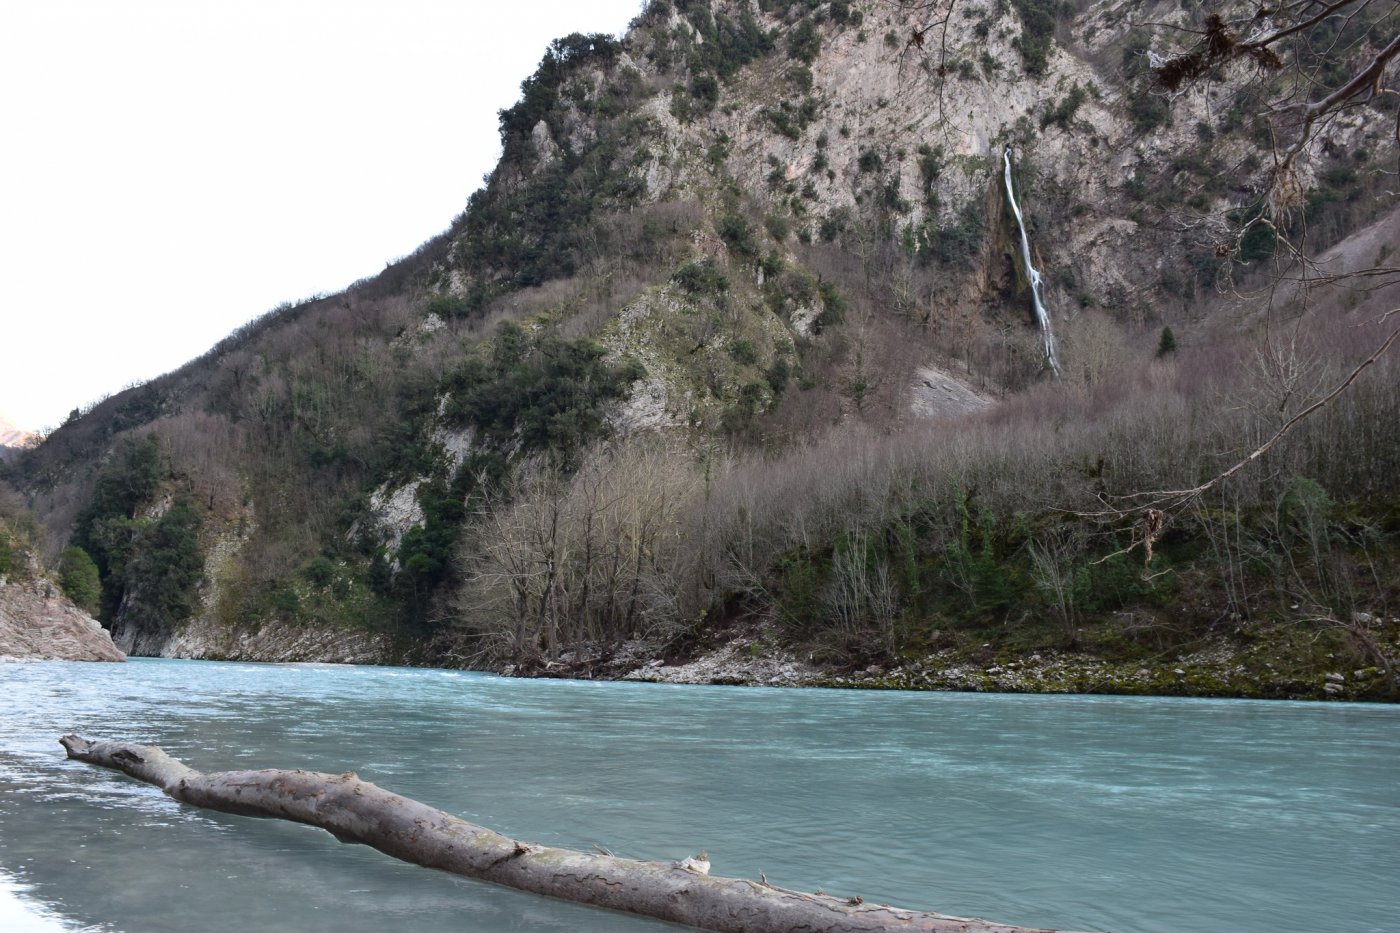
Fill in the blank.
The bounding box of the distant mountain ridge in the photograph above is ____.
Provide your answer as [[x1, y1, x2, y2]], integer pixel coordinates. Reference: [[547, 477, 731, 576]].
[[0, 414, 36, 458]]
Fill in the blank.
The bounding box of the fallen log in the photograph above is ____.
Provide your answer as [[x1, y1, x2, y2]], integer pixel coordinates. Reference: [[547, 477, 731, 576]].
[[60, 735, 1098, 933]]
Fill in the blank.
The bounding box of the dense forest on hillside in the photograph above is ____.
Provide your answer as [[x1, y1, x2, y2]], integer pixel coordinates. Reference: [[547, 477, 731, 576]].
[[4, 0, 1397, 697]]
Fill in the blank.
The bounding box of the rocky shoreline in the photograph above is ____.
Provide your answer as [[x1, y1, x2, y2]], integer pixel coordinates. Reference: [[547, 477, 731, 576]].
[[116, 613, 392, 665], [494, 621, 1400, 702], [19, 601, 1395, 702]]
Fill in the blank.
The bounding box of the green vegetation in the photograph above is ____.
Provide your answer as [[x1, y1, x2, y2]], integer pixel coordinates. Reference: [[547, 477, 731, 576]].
[[1009, 0, 1065, 77], [673, 258, 730, 295], [786, 18, 822, 63], [1040, 83, 1087, 130], [1156, 326, 1177, 357], [718, 213, 758, 257], [68, 436, 204, 632], [672, 1, 775, 81], [448, 307, 1399, 688], [916, 144, 944, 208], [120, 497, 204, 632], [828, 2, 862, 27], [765, 96, 820, 140], [919, 201, 985, 266], [442, 322, 643, 460], [0, 486, 43, 586], [57, 547, 101, 614], [1121, 28, 1171, 133], [1236, 221, 1276, 263], [374, 323, 645, 625], [451, 112, 651, 293], [70, 435, 162, 612], [1127, 92, 1171, 134], [690, 73, 719, 111], [497, 33, 622, 147]]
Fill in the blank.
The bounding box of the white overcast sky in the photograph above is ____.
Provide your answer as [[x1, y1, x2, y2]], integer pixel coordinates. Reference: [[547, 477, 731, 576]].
[[0, 0, 644, 433]]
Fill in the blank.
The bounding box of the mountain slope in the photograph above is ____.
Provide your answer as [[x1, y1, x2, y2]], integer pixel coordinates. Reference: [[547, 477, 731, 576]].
[[7, 0, 1398, 695]]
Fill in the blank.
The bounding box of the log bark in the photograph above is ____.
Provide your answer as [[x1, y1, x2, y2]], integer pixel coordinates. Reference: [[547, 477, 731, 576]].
[[59, 735, 1098, 933]]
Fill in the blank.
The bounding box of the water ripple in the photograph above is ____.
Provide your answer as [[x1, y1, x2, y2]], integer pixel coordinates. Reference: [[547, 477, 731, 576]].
[[1, 659, 1397, 933]]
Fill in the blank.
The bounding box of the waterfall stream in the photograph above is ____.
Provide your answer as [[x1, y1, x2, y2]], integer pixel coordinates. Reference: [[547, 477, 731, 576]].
[[1003, 146, 1061, 376]]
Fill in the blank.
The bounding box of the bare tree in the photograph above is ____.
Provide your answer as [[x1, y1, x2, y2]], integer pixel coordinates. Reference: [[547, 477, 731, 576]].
[[450, 440, 705, 664]]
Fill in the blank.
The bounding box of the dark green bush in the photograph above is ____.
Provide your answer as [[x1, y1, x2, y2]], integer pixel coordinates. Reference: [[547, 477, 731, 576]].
[[1157, 326, 1177, 356], [681, 4, 774, 81], [57, 547, 102, 614], [497, 33, 623, 147], [1009, 0, 1062, 77], [1237, 223, 1276, 263], [690, 73, 719, 110], [120, 497, 204, 632], [1040, 83, 1087, 130], [719, 213, 758, 256], [787, 19, 822, 63], [729, 338, 759, 365], [673, 259, 730, 294], [815, 281, 847, 330], [301, 555, 337, 588], [425, 294, 478, 320], [1127, 90, 1171, 134]]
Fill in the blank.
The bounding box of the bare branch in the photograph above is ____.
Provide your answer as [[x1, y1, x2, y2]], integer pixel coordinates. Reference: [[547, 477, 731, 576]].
[[1116, 318, 1400, 509]]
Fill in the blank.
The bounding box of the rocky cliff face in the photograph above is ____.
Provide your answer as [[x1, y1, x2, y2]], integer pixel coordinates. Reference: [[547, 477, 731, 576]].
[[0, 578, 125, 662]]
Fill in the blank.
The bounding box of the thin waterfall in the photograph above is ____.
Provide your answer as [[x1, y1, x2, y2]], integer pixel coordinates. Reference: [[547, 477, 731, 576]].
[[1003, 145, 1061, 376]]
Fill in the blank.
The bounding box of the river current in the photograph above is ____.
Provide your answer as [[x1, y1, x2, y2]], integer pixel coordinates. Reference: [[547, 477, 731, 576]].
[[0, 659, 1395, 932]]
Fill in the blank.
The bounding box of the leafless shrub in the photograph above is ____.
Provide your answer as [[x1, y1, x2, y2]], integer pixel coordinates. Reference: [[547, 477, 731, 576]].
[[450, 439, 706, 662], [1028, 524, 1087, 645], [1058, 309, 1136, 390], [674, 297, 1398, 638]]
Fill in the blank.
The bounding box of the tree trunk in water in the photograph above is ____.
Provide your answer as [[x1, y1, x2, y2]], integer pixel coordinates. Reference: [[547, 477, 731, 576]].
[[59, 735, 1097, 933]]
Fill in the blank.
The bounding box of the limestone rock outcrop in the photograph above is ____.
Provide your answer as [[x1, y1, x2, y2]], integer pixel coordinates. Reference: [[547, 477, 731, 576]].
[[0, 579, 125, 662]]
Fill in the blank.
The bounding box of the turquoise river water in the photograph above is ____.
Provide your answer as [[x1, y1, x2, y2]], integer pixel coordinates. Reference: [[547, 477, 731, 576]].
[[0, 659, 1396, 932]]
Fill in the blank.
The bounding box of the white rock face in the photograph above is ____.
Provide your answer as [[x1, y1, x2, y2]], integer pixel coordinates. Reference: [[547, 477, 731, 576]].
[[367, 481, 425, 557], [616, 376, 675, 433], [432, 425, 476, 466], [531, 119, 560, 167], [359, 425, 477, 561], [908, 365, 993, 420], [159, 614, 390, 664], [789, 303, 819, 338]]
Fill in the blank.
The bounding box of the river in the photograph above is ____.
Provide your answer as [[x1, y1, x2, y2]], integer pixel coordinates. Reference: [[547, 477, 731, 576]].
[[0, 659, 1396, 932]]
